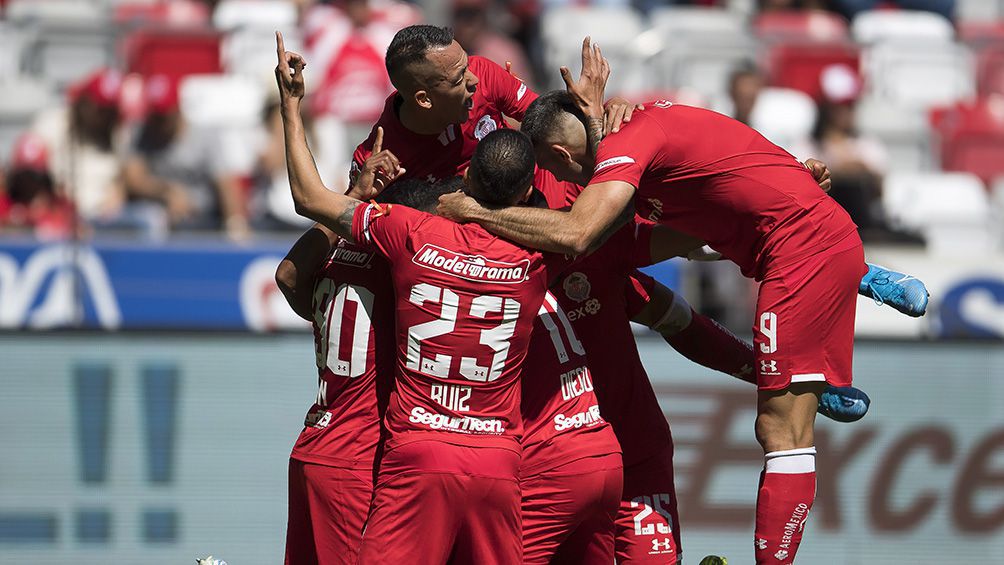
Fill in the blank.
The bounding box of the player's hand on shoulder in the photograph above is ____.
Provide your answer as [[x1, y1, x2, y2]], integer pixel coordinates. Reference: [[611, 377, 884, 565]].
[[559, 37, 610, 119], [603, 97, 644, 135], [349, 126, 406, 200], [803, 158, 831, 193], [274, 31, 306, 102], [437, 191, 479, 222]]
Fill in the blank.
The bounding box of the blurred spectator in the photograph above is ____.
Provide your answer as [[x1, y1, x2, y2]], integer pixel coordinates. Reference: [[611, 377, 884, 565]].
[[727, 62, 765, 126], [248, 99, 315, 231], [758, 0, 828, 11], [0, 134, 75, 240], [30, 69, 128, 227], [303, 0, 420, 123], [453, 0, 535, 85], [123, 75, 249, 240], [800, 65, 922, 243], [828, 0, 955, 21]]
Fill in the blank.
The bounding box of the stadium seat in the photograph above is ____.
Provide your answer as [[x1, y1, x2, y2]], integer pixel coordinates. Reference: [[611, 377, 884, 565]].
[[753, 10, 849, 42], [855, 96, 933, 171], [851, 10, 954, 44], [655, 34, 758, 101], [766, 42, 860, 102], [112, 0, 210, 27], [123, 27, 223, 81], [862, 41, 976, 109], [213, 0, 298, 31], [978, 45, 1004, 96], [990, 177, 1004, 249], [882, 172, 991, 251], [179, 74, 266, 174], [650, 6, 746, 38], [955, 0, 1003, 23], [0, 21, 32, 80], [932, 97, 1004, 184], [749, 87, 817, 151], [0, 77, 56, 167], [223, 27, 304, 79], [5, 0, 107, 23], [541, 6, 643, 93], [20, 21, 117, 88]]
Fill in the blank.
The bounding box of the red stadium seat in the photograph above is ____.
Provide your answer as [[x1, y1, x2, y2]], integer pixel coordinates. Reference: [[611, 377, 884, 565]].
[[766, 42, 860, 102], [978, 45, 1004, 96], [753, 11, 849, 43], [113, 1, 210, 27], [123, 27, 222, 81], [932, 98, 1004, 184]]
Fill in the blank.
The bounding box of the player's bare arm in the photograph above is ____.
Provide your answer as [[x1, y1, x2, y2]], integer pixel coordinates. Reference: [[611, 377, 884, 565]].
[[276, 31, 374, 240], [276, 223, 340, 321], [438, 179, 635, 256]]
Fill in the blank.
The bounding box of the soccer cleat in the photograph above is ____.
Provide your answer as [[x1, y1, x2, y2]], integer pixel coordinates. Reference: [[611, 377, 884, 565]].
[[817, 385, 870, 423], [859, 263, 929, 318], [699, 556, 728, 565]]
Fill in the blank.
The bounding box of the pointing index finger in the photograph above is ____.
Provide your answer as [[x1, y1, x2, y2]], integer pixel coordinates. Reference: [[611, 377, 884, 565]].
[[373, 126, 384, 154], [276, 31, 288, 70]]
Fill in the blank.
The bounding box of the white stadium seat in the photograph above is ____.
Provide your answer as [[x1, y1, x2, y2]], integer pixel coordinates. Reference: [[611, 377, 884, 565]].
[[649, 6, 747, 38], [862, 41, 976, 110], [990, 177, 1004, 250], [213, 0, 298, 31], [955, 0, 1003, 22], [855, 97, 933, 171], [5, 0, 107, 23], [0, 77, 56, 166], [180, 74, 266, 175], [851, 10, 954, 44], [541, 6, 644, 93], [883, 172, 992, 251], [223, 28, 304, 79], [749, 87, 817, 152]]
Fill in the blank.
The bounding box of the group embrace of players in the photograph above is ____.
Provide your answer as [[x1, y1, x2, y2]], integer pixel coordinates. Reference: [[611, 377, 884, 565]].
[[272, 24, 928, 565]]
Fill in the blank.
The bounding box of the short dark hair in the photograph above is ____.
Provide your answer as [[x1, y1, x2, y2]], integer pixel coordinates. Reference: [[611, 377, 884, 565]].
[[385, 25, 454, 91], [520, 90, 584, 147], [468, 129, 535, 206], [374, 176, 457, 213]]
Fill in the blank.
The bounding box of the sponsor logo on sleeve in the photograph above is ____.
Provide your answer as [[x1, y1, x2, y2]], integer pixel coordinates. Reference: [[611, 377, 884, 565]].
[[412, 244, 530, 284], [517, 82, 527, 101], [594, 156, 636, 173]]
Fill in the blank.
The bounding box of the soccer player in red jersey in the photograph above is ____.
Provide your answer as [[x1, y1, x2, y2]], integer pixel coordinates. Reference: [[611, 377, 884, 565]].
[[439, 40, 870, 564], [519, 288, 623, 564], [276, 34, 574, 563]]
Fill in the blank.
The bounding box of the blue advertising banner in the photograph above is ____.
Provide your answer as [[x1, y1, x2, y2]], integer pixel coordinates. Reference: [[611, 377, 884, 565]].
[[0, 238, 686, 331]]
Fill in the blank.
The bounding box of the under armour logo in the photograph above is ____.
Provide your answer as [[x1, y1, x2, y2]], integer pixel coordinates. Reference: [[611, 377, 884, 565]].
[[755, 538, 767, 550], [760, 359, 779, 375], [775, 549, 789, 561], [651, 538, 673, 552]]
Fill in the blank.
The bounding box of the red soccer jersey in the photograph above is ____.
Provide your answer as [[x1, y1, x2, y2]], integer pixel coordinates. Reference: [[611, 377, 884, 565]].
[[550, 221, 675, 467], [351, 55, 536, 185], [351, 203, 568, 454], [589, 102, 858, 280], [519, 290, 621, 477], [290, 240, 396, 469]]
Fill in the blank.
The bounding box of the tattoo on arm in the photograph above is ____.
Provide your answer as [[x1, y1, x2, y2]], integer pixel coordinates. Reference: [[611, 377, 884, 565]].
[[586, 116, 605, 157], [336, 202, 361, 236]]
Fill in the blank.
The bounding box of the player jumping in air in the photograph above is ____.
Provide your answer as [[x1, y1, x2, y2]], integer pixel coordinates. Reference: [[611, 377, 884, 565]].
[[437, 38, 918, 564]]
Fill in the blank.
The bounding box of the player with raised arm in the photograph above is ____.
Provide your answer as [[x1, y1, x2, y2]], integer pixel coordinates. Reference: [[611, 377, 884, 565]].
[[437, 39, 917, 564], [276, 33, 576, 564]]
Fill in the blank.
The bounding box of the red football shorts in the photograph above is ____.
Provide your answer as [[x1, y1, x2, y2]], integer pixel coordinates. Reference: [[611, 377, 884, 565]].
[[357, 440, 522, 565], [753, 235, 867, 391], [285, 459, 373, 565], [615, 446, 682, 564], [521, 453, 624, 564]]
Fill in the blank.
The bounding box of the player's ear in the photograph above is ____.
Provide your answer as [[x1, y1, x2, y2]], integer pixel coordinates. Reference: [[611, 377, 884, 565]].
[[552, 143, 573, 164], [415, 89, 433, 110], [519, 184, 534, 203], [462, 166, 470, 185]]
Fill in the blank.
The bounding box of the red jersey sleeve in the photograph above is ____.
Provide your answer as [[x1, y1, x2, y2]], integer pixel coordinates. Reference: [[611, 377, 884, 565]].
[[625, 270, 657, 319], [351, 202, 419, 259], [471, 56, 537, 122], [589, 111, 664, 189]]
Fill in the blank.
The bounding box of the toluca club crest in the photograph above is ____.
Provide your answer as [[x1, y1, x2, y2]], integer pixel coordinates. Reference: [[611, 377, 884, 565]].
[[563, 272, 591, 302], [474, 115, 498, 140]]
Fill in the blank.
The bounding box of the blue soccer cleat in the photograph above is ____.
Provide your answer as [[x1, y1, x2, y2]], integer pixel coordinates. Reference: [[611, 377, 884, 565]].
[[859, 263, 929, 318], [818, 385, 870, 423]]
